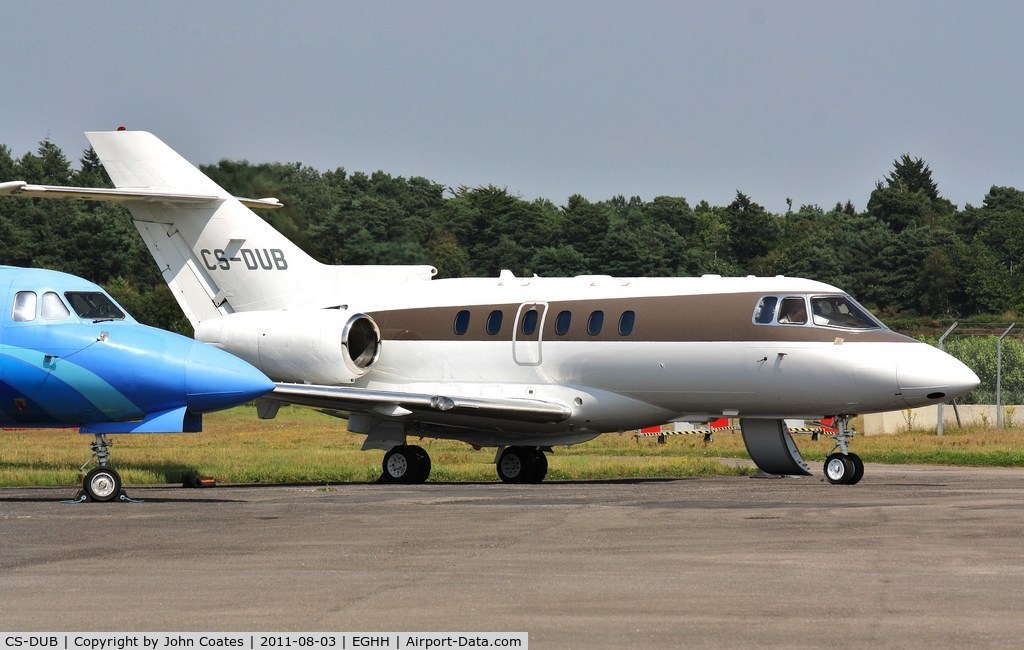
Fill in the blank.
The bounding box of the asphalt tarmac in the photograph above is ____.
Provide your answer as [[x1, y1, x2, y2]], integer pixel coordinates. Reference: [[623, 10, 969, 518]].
[[2, 464, 1023, 648]]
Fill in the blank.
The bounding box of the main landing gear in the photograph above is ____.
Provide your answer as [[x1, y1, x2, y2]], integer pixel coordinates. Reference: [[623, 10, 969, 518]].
[[496, 446, 548, 484], [379, 444, 550, 484], [822, 417, 864, 485], [76, 434, 126, 502], [380, 444, 432, 484]]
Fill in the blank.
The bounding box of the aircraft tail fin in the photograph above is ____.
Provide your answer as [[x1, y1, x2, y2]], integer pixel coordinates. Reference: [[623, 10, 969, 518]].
[[78, 131, 434, 327], [84, 130, 328, 325], [86, 130, 229, 195]]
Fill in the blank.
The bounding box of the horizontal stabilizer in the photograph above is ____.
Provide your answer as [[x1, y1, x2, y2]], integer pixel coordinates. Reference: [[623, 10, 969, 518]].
[[266, 383, 572, 424], [80, 407, 203, 434], [0, 181, 283, 210]]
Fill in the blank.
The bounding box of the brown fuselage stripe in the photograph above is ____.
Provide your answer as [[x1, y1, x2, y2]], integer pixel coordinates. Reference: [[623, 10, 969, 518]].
[[368, 292, 915, 344]]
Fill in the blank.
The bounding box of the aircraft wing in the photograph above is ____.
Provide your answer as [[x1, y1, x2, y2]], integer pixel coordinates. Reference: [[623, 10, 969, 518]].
[[0, 181, 283, 210], [262, 383, 573, 424]]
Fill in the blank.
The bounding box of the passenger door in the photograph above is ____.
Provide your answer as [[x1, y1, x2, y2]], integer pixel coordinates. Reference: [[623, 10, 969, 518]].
[[513, 302, 547, 366]]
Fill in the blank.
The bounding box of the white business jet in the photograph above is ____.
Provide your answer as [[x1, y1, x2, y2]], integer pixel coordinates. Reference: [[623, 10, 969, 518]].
[[0, 130, 980, 485]]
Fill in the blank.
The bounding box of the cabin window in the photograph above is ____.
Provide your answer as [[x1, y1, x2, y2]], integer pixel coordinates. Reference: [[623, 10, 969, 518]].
[[453, 310, 470, 335], [554, 310, 572, 336], [521, 309, 538, 336], [618, 310, 636, 336], [486, 310, 503, 336], [41, 292, 70, 321], [753, 296, 778, 324], [777, 297, 808, 325], [64, 292, 126, 320], [811, 295, 881, 330], [12, 291, 36, 322], [587, 310, 604, 336]]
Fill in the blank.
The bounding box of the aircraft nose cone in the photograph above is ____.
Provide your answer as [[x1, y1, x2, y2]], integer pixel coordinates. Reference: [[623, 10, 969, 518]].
[[897, 346, 980, 407], [184, 341, 274, 412]]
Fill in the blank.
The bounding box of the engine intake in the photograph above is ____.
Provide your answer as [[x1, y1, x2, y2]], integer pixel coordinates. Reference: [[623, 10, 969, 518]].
[[343, 313, 381, 371]]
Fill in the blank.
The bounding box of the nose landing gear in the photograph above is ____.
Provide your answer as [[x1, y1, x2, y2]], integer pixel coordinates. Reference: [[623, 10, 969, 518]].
[[75, 434, 127, 502], [824, 452, 864, 484], [823, 417, 864, 485]]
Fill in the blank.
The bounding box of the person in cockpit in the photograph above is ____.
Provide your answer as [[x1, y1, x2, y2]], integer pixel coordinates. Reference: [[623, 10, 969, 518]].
[[777, 298, 807, 324]]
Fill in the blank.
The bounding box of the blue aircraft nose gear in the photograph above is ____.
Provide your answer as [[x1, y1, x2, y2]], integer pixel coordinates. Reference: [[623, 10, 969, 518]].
[[74, 434, 123, 502]]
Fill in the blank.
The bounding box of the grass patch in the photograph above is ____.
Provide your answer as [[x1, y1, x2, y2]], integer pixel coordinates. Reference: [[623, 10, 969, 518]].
[[2, 406, 1022, 488]]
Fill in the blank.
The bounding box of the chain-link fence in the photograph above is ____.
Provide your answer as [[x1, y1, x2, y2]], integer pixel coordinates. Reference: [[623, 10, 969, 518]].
[[936, 324, 1024, 407], [863, 325, 1023, 434], [922, 323, 1023, 431]]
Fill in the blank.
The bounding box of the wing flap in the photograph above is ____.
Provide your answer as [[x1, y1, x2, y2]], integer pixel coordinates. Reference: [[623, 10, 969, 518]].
[[264, 383, 572, 424]]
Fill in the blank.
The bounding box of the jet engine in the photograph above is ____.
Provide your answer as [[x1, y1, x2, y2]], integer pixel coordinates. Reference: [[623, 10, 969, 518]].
[[194, 309, 381, 385]]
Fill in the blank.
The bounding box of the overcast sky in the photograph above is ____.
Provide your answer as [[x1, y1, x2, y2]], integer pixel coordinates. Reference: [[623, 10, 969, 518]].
[[3, 1, 1022, 213]]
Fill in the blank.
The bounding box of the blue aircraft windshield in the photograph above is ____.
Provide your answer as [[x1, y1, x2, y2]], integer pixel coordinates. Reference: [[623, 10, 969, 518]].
[[64, 291, 126, 321]]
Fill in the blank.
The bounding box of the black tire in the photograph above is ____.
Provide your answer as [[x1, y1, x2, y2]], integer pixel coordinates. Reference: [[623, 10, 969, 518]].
[[824, 453, 852, 485], [83, 467, 121, 502], [407, 445, 432, 484], [497, 447, 531, 484], [527, 449, 548, 483], [847, 452, 865, 485], [382, 446, 415, 483]]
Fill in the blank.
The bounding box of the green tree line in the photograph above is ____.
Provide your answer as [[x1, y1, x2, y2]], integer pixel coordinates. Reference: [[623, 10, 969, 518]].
[[1, 140, 1022, 338]]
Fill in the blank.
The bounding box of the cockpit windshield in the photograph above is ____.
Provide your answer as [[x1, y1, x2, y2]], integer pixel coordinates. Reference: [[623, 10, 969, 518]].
[[752, 294, 882, 330], [64, 291, 126, 321], [809, 295, 881, 330]]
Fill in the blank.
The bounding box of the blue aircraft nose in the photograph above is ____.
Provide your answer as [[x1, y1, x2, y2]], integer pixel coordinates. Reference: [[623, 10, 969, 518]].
[[184, 341, 274, 413]]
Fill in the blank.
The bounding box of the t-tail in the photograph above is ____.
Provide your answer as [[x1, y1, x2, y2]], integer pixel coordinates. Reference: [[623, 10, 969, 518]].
[[80, 131, 435, 326]]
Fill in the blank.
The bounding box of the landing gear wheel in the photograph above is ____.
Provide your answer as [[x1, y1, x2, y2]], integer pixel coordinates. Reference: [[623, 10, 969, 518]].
[[497, 447, 532, 484], [824, 453, 855, 485], [527, 449, 548, 483], [83, 467, 122, 502], [382, 446, 413, 483], [381, 445, 431, 484], [407, 445, 432, 484], [846, 452, 864, 485]]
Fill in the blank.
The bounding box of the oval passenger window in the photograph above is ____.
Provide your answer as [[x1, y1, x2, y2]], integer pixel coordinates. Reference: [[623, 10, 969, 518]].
[[454, 310, 470, 335], [522, 309, 538, 335], [486, 310, 503, 335], [618, 310, 635, 336], [555, 310, 572, 336]]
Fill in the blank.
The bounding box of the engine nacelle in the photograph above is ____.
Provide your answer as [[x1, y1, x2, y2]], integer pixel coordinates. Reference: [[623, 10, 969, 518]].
[[195, 309, 381, 385]]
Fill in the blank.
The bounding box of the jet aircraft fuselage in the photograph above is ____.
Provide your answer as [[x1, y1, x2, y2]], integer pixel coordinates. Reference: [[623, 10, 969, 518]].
[[195, 273, 977, 446]]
